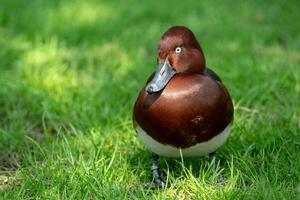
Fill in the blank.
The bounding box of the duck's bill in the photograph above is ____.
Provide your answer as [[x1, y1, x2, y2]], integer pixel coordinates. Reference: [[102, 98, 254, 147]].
[[145, 59, 176, 94]]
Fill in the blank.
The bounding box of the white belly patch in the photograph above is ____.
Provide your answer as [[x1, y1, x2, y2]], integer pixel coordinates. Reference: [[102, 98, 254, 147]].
[[136, 124, 232, 157]]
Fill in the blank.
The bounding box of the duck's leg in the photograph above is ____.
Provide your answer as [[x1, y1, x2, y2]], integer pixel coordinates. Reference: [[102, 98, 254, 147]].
[[144, 153, 169, 188], [209, 151, 225, 184], [151, 153, 167, 186], [209, 151, 216, 164]]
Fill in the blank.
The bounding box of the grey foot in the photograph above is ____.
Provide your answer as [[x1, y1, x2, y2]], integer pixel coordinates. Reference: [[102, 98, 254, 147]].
[[209, 152, 225, 184], [143, 153, 170, 189]]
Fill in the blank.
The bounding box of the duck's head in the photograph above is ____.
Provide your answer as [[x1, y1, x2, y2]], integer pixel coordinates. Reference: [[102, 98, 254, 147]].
[[146, 26, 205, 94]]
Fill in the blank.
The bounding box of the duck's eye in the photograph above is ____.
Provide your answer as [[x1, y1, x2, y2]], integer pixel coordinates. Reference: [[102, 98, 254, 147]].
[[175, 47, 182, 54]]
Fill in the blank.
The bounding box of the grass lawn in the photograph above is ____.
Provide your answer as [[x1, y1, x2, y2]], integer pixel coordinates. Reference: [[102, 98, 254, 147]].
[[0, 0, 300, 199]]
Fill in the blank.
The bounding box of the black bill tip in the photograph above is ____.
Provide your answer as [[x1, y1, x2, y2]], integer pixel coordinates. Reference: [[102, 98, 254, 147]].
[[146, 86, 154, 94]]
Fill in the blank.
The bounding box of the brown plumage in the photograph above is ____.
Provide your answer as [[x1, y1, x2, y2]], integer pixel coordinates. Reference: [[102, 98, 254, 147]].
[[133, 26, 233, 149]]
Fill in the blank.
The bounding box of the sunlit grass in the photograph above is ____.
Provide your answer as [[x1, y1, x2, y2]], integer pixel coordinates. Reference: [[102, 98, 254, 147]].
[[47, 1, 113, 24], [0, 0, 300, 199]]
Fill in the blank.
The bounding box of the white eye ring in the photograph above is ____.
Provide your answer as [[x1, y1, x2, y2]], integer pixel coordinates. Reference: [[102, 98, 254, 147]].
[[175, 47, 182, 53]]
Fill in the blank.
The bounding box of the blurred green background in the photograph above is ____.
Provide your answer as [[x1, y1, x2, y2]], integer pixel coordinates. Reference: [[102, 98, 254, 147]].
[[0, 0, 299, 199]]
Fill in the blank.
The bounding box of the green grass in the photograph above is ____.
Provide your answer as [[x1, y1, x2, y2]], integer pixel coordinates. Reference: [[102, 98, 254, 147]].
[[0, 0, 300, 199]]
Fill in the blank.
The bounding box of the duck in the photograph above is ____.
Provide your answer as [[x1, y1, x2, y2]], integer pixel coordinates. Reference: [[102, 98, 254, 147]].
[[133, 26, 234, 187]]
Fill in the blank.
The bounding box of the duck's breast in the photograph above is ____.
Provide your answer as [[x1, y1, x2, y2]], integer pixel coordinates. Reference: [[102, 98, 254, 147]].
[[134, 74, 233, 154]]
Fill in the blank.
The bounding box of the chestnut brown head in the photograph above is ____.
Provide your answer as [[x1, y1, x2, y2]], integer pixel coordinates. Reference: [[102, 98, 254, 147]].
[[146, 26, 205, 94], [158, 26, 205, 73]]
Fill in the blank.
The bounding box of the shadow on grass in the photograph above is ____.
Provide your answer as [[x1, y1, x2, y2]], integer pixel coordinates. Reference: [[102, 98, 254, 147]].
[[126, 147, 230, 187]]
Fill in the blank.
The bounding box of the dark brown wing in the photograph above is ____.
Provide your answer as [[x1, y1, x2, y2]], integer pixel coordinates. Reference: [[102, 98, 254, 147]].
[[204, 67, 222, 82]]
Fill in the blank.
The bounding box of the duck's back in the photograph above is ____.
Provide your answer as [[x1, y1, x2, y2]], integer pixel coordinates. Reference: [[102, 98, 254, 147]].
[[134, 74, 233, 153]]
